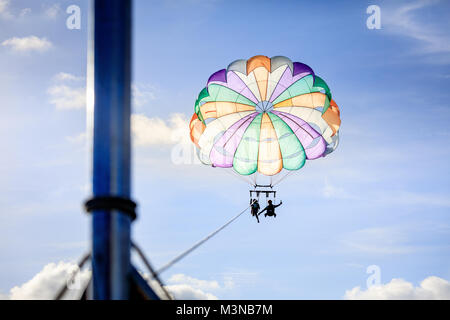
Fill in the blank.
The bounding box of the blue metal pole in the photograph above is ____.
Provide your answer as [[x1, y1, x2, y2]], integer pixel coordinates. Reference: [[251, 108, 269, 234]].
[[90, 0, 133, 300]]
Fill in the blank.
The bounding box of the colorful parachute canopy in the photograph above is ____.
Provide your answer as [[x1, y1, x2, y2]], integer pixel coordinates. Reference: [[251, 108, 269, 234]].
[[189, 55, 341, 177]]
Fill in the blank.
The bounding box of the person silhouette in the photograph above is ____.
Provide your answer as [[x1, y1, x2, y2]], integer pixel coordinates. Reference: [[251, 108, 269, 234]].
[[258, 200, 282, 218], [250, 199, 260, 223]]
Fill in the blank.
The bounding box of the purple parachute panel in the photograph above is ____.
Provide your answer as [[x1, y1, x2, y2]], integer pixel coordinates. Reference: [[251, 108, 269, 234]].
[[207, 70, 259, 104], [293, 62, 315, 78], [210, 112, 259, 167], [272, 110, 326, 159], [268, 63, 315, 103], [207, 69, 227, 84]]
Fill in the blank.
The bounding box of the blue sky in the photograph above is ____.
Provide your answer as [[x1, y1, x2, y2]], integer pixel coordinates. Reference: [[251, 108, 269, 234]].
[[0, 0, 450, 299]]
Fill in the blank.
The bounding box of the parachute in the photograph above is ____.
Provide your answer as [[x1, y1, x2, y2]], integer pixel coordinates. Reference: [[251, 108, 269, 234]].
[[189, 55, 341, 189]]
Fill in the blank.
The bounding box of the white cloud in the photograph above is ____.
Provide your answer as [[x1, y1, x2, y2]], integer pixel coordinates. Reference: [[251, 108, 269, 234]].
[[0, 1, 31, 19], [345, 276, 450, 300], [44, 4, 61, 19], [48, 85, 86, 110], [2, 36, 52, 53], [0, 0, 9, 13], [163, 273, 238, 299], [48, 75, 156, 113], [384, 0, 450, 55], [168, 274, 221, 291], [48, 73, 86, 110], [162, 273, 236, 299], [53, 72, 84, 82], [4, 262, 90, 300], [139, 272, 222, 300], [132, 83, 156, 108], [0, 0, 8, 13], [3, 265, 224, 300], [131, 113, 189, 146], [165, 284, 218, 300], [0, 0, 12, 19]]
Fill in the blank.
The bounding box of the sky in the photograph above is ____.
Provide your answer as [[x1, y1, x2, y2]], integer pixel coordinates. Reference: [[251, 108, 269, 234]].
[[0, 0, 450, 300]]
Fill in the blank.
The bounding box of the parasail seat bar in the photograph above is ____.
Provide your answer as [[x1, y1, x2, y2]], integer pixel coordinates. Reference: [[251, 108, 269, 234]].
[[250, 184, 277, 199]]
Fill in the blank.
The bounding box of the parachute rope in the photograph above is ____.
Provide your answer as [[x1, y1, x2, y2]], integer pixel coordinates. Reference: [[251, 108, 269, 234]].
[[272, 170, 296, 187], [156, 205, 251, 275], [132, 242, 173, 300], [222, 167, 254, 186]]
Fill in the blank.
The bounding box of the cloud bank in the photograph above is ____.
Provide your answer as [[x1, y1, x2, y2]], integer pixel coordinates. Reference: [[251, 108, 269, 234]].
[[0, 0, 12, 19], [0, 265, 227, 300], [44, 4, 61, 19], [161, 273, 236, 300], [2, 36, 52, 53], [48, 73, 86, 110], [345, 276, 450, 300], [2, 262, 90, 300], [131, 113, 189, 146]]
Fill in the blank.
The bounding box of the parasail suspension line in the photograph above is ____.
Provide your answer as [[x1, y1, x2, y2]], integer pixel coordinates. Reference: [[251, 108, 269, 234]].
[[156, 205, 250, 275]]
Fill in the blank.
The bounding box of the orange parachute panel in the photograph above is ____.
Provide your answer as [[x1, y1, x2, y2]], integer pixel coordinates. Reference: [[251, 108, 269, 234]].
[[273, 92, 327, 109], [189, 113, 206, 147], [257, 113, 282, 176], [322, 100, 341, 136], [247, 55, 271, 75], [200, 101, 255, 120]]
